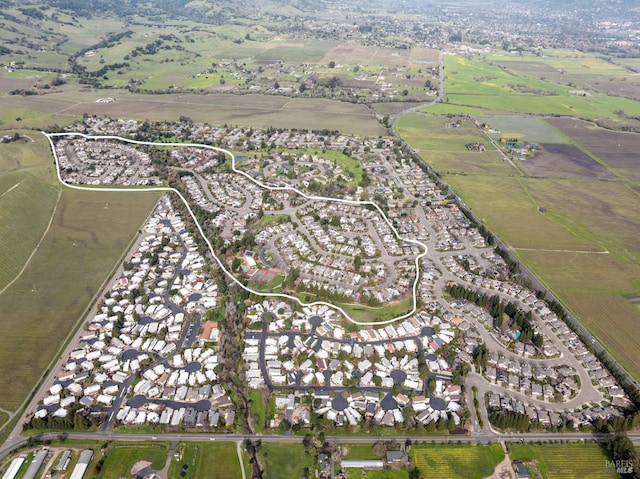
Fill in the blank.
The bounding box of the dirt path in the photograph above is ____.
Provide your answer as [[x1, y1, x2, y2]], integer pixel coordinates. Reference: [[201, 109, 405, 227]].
[[237, 440, 247, 479], [484, 452, 516, 479]]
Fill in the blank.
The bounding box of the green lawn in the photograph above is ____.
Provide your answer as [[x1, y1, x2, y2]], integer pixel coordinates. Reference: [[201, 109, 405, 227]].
[[98, 443, 168, 479], [250, 390, 268, 432], [411, 443, 504, 479], [339, 296, 414, 325], [168, 442, 242, 479], [260, 443, 313, 479], [256, 213, 291, 228], [509, 443, 618, 479], [341, 443, 380, 459]]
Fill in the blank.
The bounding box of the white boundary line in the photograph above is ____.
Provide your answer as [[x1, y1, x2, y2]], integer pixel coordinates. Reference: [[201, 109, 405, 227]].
[[43, 132, 429, 326]]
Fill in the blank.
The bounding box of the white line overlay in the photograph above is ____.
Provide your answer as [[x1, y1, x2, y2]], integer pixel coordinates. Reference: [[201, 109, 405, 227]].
[[44, 132, 429, 326]]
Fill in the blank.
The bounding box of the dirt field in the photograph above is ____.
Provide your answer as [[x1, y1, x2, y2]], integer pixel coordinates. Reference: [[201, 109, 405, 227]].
[[521, 144, 617, 180], [545, 117, 640, 179]]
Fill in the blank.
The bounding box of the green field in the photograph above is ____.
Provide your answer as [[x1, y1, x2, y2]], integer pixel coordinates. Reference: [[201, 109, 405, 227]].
[[509, 443, 618, 479], [441, 53, 640, 118], [476, 116, 571, 144], [411, 443, 504, 479], [168, 442, 242, 479], [260, 443, 313, 479], [0, 189, 160, 410], [341, 443, 380, 459], [98, 443, 168, 479], [250, 390, 268, 433], [338, 296, 414, 325], [0, 172, 58, 291]]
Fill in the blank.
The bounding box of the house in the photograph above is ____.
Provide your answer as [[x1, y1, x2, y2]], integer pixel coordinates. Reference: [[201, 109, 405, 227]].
[[386, 451, 405, 463], [514, 460, 529, 479], [199, 321, 219, 343]]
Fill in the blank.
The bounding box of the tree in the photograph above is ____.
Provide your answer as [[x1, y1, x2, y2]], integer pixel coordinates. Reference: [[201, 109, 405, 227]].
[[328, 61, 336, 68], [473, 343, 489, 372]]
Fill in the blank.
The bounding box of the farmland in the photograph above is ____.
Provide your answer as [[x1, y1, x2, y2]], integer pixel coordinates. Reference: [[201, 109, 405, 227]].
[[260, 443, 313, 479], [545, 117, 640, 180], [168, 442, 242, 479], [0, 172, 59, 291], [1, 90, 386, 137], [411, 443, 504, 479], [509, 442, 618, 479], [0, 189, 160, 410], [440, 53, 640, 122], [398, 109, 640, 381]]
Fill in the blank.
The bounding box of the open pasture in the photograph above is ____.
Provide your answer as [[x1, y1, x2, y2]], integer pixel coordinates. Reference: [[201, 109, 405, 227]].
[[255, 40, 335, 62], [98, 443, 168, 479], [411, 443, 504, 479], [476, 116, 570, 144], [0, 189, 160, 410], [445, 175, 599, 251], [395, 113, 490, 151], [443, 54, 640, 117], [0, 132, 58, 182], [260, 443, 313, 479], [421, 102, 488, 116], [545, 117, 640, 180], [523, 177, 640, 257], [418, 150, 513, 176], [509, 442, 618, 479], [560, 291, 640, 378], [0, 89, 386, 136], [521, 144, 616, 180], [168, 442, 241, 479], [0, 172, 59, 291], [445, 55, 567, 97], [321, 44, 412, 67]]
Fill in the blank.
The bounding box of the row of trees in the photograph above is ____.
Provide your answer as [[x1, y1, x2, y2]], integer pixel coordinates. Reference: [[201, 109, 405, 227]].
[[488, 411, 531, 432], [446, 283, 543, 347]]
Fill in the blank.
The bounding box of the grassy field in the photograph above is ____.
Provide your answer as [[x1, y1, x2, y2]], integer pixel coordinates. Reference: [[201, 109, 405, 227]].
[[168, 442, 242, 479], [509, 443, 618, 479], [339, 296, 415, 325], [250, 390, 268, 432], [476, 116, 570, 144], [260, 443, 313, 479], [0, 189, 160, 410], [340, 443, 380, 459], [0, 412, 8, 429], [98, 443, 168, 479], [395, 113, 489, 151], [442, 53, 640, 118], [0, 172, 59, 291], [411, 443, 504, 479]]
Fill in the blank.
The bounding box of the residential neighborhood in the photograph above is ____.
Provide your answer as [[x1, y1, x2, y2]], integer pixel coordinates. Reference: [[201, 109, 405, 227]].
[[26, 119, 632, 438]]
